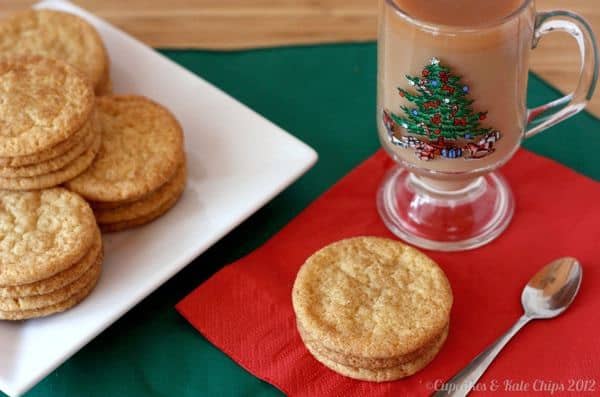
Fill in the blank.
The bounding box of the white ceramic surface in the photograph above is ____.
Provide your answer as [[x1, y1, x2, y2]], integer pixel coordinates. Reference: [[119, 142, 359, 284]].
[[0, 1, 317, 396]]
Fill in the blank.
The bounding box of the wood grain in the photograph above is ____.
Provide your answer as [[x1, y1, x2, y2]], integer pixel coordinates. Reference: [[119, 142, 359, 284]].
[[2, 0, 599, 116]]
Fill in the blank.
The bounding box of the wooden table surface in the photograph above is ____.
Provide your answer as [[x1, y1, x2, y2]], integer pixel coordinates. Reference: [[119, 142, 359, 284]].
[[3, 0, 599, 116]]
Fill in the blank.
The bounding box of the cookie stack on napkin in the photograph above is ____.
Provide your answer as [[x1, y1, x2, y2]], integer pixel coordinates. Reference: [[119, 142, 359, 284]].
[[292, 237, 453, 381], [66, 95, 186, 232]]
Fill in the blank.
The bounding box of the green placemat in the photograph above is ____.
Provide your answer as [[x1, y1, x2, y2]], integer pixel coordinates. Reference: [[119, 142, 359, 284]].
[[17, 43, 599, 397]]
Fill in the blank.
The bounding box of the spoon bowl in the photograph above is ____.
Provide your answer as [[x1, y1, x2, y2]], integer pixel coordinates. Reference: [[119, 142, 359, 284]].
[[521, 257, 582, 319]]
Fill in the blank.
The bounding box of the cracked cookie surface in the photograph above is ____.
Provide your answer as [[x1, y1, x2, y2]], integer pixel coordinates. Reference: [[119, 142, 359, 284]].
[[66, 95, 184, 203], [0, 188, 97, 286], [0, 10, 109, 94], [292, 237, 452, 359], [0, 56, 94, 157]]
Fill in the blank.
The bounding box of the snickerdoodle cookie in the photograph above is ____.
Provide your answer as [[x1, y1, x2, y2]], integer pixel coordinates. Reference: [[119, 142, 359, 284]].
[[292, 237, 453, 381], [0, 9, 110, 94], [66, 95, 186, 231], [0, 188, 98, 286], [0, 56, 94, 158], [0, 189, 102, 320], [66, 95, 184, 203]]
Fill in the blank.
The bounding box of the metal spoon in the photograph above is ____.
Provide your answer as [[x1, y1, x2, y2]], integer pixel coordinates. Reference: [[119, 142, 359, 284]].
[[433, 257, 583, 397]]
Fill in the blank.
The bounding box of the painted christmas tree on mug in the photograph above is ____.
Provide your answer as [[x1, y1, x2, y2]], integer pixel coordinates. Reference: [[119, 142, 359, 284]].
[[383, 57, 501, 161]]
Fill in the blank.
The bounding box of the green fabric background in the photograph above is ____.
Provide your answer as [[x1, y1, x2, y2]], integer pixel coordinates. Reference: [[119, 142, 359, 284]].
[[12, 43, 599, 397]]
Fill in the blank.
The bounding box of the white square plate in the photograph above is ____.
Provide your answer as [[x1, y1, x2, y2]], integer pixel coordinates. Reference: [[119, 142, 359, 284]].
[[0, 1, 317, 396]]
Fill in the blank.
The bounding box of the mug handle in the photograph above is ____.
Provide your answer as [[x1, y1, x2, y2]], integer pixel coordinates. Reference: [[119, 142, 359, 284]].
[[526, 10, 599, 138]]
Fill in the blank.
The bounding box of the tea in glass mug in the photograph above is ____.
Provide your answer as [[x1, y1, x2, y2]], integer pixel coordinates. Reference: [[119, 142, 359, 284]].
[[376, 0, 598, 251]]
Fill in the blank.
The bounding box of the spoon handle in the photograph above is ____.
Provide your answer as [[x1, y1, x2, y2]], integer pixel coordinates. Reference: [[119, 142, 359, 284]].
[[432, 315, 531, 397]]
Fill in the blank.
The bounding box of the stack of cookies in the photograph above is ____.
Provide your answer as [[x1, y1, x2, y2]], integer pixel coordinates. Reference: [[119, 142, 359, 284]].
[[0, 8, 188, 321], [292, 237, 453, 382], [0, 189, 102, 320], [0, 9, 111, 95], [0, 10, 107, 320], [0, 56, 100, 190], [66, 95, 187, 232]]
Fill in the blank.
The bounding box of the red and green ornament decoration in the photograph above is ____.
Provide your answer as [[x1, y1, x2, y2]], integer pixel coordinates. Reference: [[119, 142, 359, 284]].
[[383, 57, 501, 161]]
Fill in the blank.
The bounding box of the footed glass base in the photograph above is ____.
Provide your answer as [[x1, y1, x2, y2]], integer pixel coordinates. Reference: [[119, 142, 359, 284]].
[[377, 167, 514, 252]]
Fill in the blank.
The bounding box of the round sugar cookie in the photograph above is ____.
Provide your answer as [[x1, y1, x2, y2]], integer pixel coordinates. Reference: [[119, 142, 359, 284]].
[[0, 188, 97, 286], [0, 252, 102, 311], [0, 263, 101, 320], [0, 230, 102, 298], [0, 9, 109, 94], [304, 325, 449, 382], [94, 162, 186, 224], [0, 116, 94, 168], [66, 95, 184, 203], [0, 56, 94, 157], [0, 129, 101, 190], [0, 117, 98, 178], [292, 237, 453, 360]]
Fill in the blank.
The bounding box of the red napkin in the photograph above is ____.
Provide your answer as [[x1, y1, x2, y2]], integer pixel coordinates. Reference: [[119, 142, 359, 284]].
[[177, 150, 600, 397]]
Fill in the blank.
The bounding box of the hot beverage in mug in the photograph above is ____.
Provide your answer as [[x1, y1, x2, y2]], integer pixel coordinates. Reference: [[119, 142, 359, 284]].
[[376, 0, 598, 251]]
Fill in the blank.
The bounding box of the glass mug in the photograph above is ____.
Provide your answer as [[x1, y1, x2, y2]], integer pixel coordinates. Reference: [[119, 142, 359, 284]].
[[377, 0, 598, 251]]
